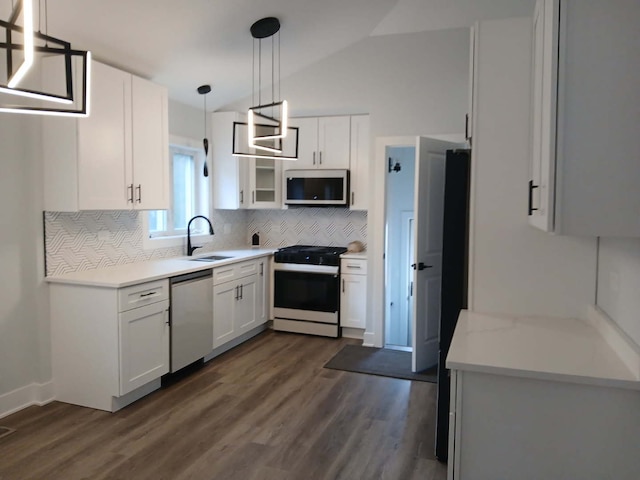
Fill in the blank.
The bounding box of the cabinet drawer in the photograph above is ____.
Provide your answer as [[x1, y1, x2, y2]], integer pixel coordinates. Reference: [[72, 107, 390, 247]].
[[341, 258, 367, 275], [213, 258, 262, 286], [118, 279, 169, 312], [213, 264, 237, 285]]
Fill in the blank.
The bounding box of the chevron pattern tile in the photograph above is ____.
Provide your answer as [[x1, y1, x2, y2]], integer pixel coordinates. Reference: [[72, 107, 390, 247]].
[[247, 208, 367, 249], [45, 207, 367, 276], [45, 210, 248, 276]]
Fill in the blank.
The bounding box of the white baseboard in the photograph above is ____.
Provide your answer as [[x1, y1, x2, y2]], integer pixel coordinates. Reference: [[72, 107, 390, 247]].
[[362, 331, 376, 347], [341, 327, 364, 340], [0, 381, 55, 420], [586, 305, 640, 380]]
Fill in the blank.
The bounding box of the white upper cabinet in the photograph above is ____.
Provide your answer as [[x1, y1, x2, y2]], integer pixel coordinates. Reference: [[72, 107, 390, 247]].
[[291, 116, 350, 169], [247, 157, 282, 209], [212, 111, 249, 209], [43, 60, 169, 212], [349, 115, 370, 210], [130, 76, 170, 210], [528, 0, 558, 232], [212, 111, 282, 210], [529, 0, 640, 236]]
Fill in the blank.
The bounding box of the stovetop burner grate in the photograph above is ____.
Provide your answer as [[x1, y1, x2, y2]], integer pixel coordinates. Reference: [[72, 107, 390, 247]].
[[274, 245, 347, 266]]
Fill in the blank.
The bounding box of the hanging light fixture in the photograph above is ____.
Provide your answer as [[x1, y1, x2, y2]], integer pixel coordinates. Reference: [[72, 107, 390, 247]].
[[232, 16, 298, 160], [0, 0, 91, 116], [197, 84, 211, 177]]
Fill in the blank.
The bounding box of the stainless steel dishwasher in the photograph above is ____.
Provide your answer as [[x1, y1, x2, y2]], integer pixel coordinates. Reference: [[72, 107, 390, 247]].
[[170, 269, 213, 373]]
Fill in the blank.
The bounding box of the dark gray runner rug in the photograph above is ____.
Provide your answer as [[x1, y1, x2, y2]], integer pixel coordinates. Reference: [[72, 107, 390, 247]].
[[324, 345, 437, 382]]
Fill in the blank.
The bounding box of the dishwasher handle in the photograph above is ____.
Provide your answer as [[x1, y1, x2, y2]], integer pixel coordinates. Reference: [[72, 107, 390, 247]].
[[170, 269, 213, 285]]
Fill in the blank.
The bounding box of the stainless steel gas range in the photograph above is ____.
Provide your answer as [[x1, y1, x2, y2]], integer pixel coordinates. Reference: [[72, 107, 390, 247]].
[[272, 245, 347, 338]]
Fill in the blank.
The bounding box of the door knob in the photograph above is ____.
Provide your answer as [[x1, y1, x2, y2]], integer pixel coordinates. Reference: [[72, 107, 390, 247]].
[[411, 262, 432, 271]]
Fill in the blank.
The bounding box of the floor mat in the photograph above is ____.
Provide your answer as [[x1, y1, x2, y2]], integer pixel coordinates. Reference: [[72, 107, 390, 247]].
[[324, 344, 437, 382]]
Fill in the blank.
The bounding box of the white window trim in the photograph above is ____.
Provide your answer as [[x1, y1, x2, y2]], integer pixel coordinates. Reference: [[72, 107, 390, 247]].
[[142, 134, 214, 252]]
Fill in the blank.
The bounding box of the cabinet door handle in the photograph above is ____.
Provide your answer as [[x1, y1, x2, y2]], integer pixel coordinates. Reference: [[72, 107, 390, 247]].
[[342, 279, 345, 293], [528, 180, 539, 216], [351, 192, 355, 205], [235, 285, 239, 300], [240, 190, 244, 204], [465, 113, 469, 141], [312, 152, 316, 165], [127, 184, 134, 203], [319, 151, 322, 165], [240, 284, 243, 300], [260, 263, 264, 276], [252, 190, 255, 204], [136, 185, 142, 203], [410, 281, 413, 297]]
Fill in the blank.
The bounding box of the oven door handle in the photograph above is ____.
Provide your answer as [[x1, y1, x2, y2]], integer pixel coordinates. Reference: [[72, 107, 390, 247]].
[[273, 263, 339, 275]]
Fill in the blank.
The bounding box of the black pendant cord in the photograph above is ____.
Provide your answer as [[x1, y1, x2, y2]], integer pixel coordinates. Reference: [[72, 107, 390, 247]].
[[203, 93, 208, 177], [197, 84, 211, 178]]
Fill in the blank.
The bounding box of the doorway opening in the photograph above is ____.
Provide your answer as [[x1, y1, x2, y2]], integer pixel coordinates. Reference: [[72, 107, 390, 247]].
[[384, 145, 415, 351]]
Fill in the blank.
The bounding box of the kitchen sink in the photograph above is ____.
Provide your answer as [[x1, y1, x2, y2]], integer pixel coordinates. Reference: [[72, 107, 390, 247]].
[[190, 255, 233, 262]]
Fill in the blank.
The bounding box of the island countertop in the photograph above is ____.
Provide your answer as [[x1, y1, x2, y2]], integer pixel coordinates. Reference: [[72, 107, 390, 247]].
[[446, 309, 640, 390]]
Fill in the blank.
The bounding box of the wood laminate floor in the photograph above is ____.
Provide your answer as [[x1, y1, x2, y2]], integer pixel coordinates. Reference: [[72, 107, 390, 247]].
[[0, 331, 447, 480]]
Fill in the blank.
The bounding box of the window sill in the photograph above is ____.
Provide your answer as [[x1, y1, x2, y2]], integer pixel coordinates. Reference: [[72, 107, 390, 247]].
[[142, 232, 214, 252]]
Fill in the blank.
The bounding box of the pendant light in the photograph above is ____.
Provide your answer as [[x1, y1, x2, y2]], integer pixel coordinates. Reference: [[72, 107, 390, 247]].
[[232, 16, 298, 160], [197, 84, 211, 177], [0, 0, 91, 116]]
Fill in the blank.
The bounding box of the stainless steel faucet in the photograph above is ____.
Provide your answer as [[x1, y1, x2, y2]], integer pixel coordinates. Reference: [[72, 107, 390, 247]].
[[187, 215, 214, 256]]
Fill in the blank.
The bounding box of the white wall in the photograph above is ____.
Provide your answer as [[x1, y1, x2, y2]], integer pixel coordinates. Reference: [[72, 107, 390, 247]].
[[168, 99, 204, 139], [223, 27, 470, 139], [0, 114, 51, 403], [469, 17, 597, 319], [597, 238, 640, 346]]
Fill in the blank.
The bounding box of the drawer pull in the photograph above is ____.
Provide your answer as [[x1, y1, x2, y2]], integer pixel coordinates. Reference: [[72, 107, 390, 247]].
[[346, 264, 361, 269], [139, 292, 157, 298]]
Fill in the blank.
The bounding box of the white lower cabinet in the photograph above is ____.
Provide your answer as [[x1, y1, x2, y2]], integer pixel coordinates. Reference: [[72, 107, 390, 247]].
[[50, 279, 170, 412], [448, 370, 640, 480], [212, 281, 238, 349], [212, 258, 268, 350], [340, 257, 367, 330], [119, 301, 170, 395]]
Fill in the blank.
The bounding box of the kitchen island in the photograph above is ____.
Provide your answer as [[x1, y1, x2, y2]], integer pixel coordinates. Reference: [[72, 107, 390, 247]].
[[445, 308, 640, 480]]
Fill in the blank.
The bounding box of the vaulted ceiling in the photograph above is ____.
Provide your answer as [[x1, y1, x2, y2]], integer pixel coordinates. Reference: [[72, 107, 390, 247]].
[[3, 0, 535, 109]]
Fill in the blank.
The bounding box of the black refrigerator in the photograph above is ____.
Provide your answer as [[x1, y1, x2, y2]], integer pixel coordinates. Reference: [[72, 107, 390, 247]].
[[435, 149, 471, 462]]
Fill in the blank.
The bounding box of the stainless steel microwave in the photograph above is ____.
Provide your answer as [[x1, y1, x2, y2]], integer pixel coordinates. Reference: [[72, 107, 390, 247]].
[[284, 169, 349, 206]]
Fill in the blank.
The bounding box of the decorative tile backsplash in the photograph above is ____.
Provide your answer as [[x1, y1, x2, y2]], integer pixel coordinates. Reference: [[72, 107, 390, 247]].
[[44, 207, 367, 275], [247, 208, 367, 249], [44, 209, 248, 276]]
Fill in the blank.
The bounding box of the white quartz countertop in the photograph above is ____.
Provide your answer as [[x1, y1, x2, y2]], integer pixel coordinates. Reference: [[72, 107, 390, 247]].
[[340, 252, 367, 260], [446, 310, 640, 390], [45, 248, 275, 288]]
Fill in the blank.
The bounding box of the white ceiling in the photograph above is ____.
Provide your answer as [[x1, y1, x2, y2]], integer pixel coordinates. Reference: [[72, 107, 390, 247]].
[[15, 0, 534, 110]]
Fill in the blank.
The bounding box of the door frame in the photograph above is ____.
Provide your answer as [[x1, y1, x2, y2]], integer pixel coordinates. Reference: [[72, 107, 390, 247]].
[[365, 136, 417, 348], [365, 136, 465, 350]]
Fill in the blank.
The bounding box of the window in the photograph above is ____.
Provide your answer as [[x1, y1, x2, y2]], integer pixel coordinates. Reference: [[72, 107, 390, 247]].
[[144, 137, 211, 247]]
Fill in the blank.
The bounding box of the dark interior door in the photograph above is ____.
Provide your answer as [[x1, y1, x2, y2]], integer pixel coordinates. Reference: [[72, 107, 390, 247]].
[[435, 149, 471, 462]]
